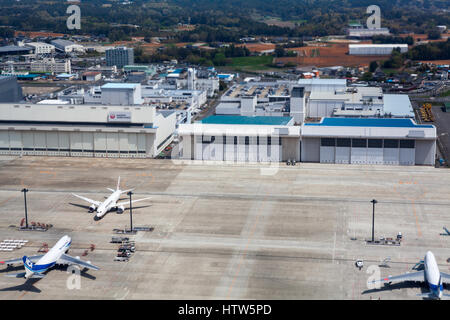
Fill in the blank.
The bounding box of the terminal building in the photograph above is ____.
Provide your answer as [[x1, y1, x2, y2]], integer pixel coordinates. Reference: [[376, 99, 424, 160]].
[[0, 103, 176, 158]]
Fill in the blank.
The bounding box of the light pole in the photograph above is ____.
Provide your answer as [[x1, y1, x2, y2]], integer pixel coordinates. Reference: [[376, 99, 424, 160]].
[[371, 199, 378, 242], [22, 188, 29, 229], [127, 191, 133, 232]]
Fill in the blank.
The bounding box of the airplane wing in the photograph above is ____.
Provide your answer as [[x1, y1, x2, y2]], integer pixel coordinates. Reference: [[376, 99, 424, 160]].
[[370, 270, 425, 285], [116, 197, 152, 207], [57, 254, 100, 271], [0, 255, 44, 265], [440, 272, 450, 284], [71, 193, 101, 206]]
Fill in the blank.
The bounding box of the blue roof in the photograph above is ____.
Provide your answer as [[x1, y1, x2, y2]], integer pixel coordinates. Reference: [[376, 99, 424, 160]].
[[201, 115, 292, 125], [305, 118, 433, 128], [101, 83, 138, 89]]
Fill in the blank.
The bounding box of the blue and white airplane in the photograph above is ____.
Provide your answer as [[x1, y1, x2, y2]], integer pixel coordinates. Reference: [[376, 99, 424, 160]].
[[369, 251, 450, 299], [72, 176, 151, 220], [1, 235, 99, 279]]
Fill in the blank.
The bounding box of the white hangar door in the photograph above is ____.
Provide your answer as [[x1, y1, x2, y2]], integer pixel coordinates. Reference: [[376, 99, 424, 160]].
[[212, 135, 224, 161], [22, 132, 34, 155], [82, 132, 94, 157], [0, 132, 9, 154], [106, 132, 119, 158], [366, 139, 383, 164], [383, 139, 399, 165], [237, 136, 246, 162], [258, 136, 270, 162], [94, 132, 107, 157], [128, 133, 138, 158], [46, 132, 59, 156], [249, 136, 258, 162], [351, 139, 367, 164], [224, 136, 236, 161], [399, 140, 415, 165], [119, 133, 129, 157], [9, 132, 22, 155], [69, 132, 83, 157], [137, 134, 146, 158], [201, 135, 213, 161], [58, 132, 70, 156], [269, 137, 282, 162], [34, 132, 46, 155], [335, 138, 351, 164], [320, 138, 335, 163]]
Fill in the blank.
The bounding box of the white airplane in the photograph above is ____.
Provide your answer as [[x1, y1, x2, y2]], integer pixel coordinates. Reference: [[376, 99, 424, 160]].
[[71, 177, 151, 220], [369, 251, 450, 299], [1, 235, 99, 279]]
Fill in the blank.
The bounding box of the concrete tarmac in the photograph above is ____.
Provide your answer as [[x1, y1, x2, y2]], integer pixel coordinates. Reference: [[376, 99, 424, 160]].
[[0, 156, 449, 299]]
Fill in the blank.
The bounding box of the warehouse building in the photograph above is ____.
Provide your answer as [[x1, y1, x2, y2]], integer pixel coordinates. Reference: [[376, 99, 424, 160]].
[[301, 118, 436, 165], [0, 103, 176, 158], [349, 44, 408, 55], [50, 39, 84, 53]]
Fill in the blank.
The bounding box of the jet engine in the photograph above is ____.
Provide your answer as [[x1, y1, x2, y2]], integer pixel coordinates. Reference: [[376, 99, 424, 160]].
[[117, 205, 125, 214], [89, 205, 96, 213]]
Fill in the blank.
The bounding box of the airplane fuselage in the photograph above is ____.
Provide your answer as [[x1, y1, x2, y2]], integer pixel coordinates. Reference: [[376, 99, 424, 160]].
[[95, 190, 122, 219], [24, 235, 71, 278], [424, 251, 443, 299]]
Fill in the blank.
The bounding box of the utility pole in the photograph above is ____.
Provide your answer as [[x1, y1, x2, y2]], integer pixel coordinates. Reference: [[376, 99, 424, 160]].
[[127, 191, 133, 232], [371, 199, 378, 242], [22, 188, 29, 229]]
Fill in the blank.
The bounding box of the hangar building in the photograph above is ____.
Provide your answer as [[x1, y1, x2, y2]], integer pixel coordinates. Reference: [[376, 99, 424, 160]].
[[0, 103, 176, 158], [301, 118, 436, 165]]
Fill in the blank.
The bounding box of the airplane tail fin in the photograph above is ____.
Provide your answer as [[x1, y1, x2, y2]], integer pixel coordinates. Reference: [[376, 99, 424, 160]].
[[117, 176, 121, 191], [444, 227, 450, 235], [22, 256, 36, 278]]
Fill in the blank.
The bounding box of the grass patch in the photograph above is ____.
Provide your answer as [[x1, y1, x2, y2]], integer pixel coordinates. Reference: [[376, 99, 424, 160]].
[[439, 90, 450, 97], [381, 68, 400, 75], [228, 56, 274, 71]]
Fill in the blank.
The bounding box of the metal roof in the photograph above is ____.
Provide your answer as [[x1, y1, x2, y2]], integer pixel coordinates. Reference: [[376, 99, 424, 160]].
[[201, 115, 292, 126], [305, 118, 433, 128], [298, 78, 347, 86], [101, 83, 139, 90], [383, 94, 414, 118]]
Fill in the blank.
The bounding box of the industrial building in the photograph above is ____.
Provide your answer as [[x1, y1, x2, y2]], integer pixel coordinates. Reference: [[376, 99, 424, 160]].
[[25, 42, 55, 55], [50, 39, 84, 53], [0, 103, 176, 158], [349, 44, 408, 55], [301, 118, 436, 165], [0, 45, 33, 56], [178, 116, 437, 166], [215, 79, 413, 124], [178, 115, 300, 162], [106, 47, 134, 68]]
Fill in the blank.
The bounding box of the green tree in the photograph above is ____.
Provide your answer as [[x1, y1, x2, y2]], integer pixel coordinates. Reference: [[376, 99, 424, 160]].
[[369, 61, 378, 73]]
